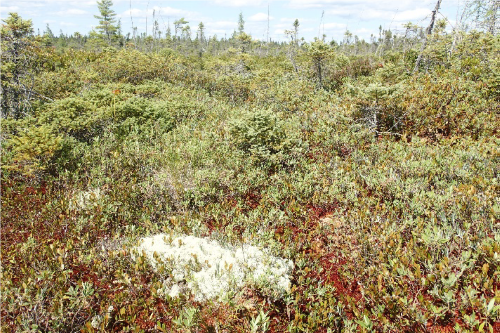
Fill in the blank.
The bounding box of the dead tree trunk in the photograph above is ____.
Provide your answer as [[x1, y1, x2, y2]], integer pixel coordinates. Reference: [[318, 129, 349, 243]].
[[413, 0, 443, 74], [488, 0, 498, 35]]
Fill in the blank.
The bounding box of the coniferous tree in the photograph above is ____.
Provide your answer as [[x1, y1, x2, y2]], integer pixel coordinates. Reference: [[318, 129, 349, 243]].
[[238, 12, 245, 34], [166, 22, 172, 39], [174, 18, 188, 38], [43, 23, 55, 46], [94, 0, 118, 44], [44, 23, 54, 39], [181, 25, 191, 40], [117, 19, 122, 38], [305, 38, 335, 88], [197, 22, 205, 43], [1, 13, 37, 118]]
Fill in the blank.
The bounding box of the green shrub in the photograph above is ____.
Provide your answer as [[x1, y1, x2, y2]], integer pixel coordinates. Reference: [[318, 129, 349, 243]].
[[88, 49, 174, 84], [385, 73, 498, 139], [230, 109, 288, 160], [51, 136, 90, 174], [39, 97, 102, 143], [113, 97, 175, 140], [323, 56, 379, 91], [346, 69, 498, 139], [81, 86, 131, 108], [2, 125, 62, 177]]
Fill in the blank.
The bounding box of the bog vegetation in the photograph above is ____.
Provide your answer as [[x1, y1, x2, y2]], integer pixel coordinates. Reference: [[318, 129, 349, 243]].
[[1, 0, 499, 331]]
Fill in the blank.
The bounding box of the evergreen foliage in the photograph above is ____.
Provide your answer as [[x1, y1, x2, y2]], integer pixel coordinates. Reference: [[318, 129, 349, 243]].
[[238, 12, 245, 34], [94, 0, 118, 44], [0, 13, 37, 119], [305, 39, 335, 88]]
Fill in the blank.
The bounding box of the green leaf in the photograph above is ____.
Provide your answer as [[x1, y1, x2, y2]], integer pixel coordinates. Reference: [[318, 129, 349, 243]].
[[487, 298, 495, 314]]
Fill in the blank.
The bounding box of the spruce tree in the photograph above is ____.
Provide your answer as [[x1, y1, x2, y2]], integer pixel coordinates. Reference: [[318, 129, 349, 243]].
[[44, 23, 54, 38], [1, 13, 37, 118], [238, 12, 245, 34], [94, 0, 118, 44], [197, 22, 205, 43], [166, 22, 172, 39], [174, 17, 189, 40], [43, 23, 55, 46], [181, 25, 191, 40]]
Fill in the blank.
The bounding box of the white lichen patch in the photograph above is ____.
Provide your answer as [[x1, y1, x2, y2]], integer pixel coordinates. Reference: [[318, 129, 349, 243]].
[[134, 234, 294, 302]]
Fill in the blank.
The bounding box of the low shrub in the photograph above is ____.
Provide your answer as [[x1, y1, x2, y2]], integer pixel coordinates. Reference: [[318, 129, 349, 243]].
[[2, 125, 62, 177], [230, 109, 299, 168], [113, 97, 175, 140]]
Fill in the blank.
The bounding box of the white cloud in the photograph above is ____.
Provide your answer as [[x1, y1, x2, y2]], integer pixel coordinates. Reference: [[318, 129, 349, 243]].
[[53, 9, 89, 16], [288, 0, 436, 10], [288, 0, 363, 9], [273, 28, 286, 35], [204, 20, 238, 36], [209, 29, 228, 34], [323, 22, 345, 29], [64, 1, 96, 6], [249, 12, 273, 22], [287, 0, 438, 26], [207, 20, 237, 29], [0, 6, 20, 13], [273, 23, 292, 29], [211, 0, 266, 7], [280, 17, 300, 23], [155, 6, 194, 18], [354, 28, 372, 34], [120, 6, 194, 19], [60, 21, 76, 27], [327, 7, 431, 22], [3, 0, 95, 7], [395, 8, 432, 21]]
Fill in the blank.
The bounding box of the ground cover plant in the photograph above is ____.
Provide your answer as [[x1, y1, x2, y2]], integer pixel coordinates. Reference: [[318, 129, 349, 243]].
[[1, 3, 499, 332]]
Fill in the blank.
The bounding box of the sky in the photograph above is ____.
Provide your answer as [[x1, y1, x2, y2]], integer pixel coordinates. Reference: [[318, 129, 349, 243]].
[[0, 0, 463, 42]]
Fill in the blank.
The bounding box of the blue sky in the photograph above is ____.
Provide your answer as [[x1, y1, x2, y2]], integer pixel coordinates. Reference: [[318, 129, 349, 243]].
[[1, 0, 462, 42]]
